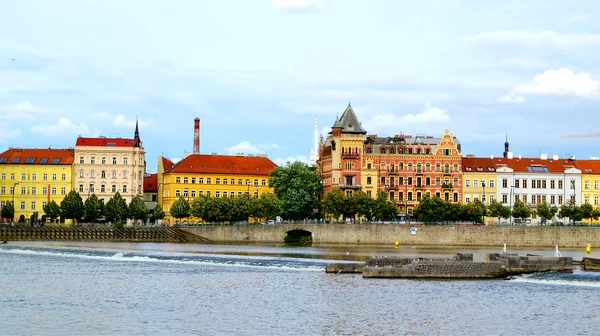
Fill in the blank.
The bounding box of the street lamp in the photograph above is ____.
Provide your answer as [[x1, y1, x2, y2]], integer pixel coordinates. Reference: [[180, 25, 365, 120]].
[[12, 182, 19, 222]]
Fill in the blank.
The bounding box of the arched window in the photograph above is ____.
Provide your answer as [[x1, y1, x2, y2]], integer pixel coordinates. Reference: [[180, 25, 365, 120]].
[[399, 163, 404, 170], [366, 147, 372, 154], [381, 147, 387, 154], [123, 171, 128, 178], [453, 163, 459, 171], [436, 177, 441, 185], [79, 170, 84, 178], [389, 147, 395, 154], [435, 163, 441, 171], [426, 163, 431, 171], [408, 163, 413, 171], [90, 170, 95, 178], [444, 163, 450, 173], [417, 163, 422, 173], [101, 170, 106, 179]]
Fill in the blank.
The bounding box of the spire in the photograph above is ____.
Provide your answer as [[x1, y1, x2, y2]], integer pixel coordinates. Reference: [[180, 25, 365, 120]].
[[503, 131, 509, 158], [133, 115, 141, 147]]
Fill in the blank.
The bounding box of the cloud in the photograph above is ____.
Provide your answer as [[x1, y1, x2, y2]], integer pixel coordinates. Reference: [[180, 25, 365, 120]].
[[274, 0, 325, 12], [113, 115, 153, 128], [5, 101, 49, 120], [363, 104, 451, 135], [566, 14, 591, 24], [226, 141, 263, 154], [0, 124, 22, 143], [465, 30, 600, 49], [30, 118, 95, 138], [274, 155, 309, 166], [498, 68, 599, 103], [320, 126, 332, 137]]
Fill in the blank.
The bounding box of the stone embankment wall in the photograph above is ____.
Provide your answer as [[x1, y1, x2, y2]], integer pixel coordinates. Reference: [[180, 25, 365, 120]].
[[183, 225, 600, 247], [0, 227, 207, 243]]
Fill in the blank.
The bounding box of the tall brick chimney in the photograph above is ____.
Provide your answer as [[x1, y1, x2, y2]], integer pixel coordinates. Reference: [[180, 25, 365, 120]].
[[193, 118, 200, 154]]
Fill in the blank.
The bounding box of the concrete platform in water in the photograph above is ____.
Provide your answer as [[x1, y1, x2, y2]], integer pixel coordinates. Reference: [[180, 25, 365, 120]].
[[326, 253, 573, 279]]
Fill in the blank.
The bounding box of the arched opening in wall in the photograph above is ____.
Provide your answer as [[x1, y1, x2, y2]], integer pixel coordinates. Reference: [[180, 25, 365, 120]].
[[19, 215, 25, 223], [284, 229, 312, 244]]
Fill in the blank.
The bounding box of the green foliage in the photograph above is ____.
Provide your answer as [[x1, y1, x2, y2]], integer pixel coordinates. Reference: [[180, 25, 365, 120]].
[[269, 161, 322, 220], [463, 199, 486, 223], [321, 188, 346, 220], [413, 194, 447, 224], [511, 199, 532, 219], [1, 201, 14, 220], [83, 194, 102, 222], [190, 193, 281, 223], [105, 192, 128, 223], [254, 192, 282, 220], [580, 203, 594, 221], [372, 190, 398, 221], [170, 196, 190, 220], [60, 189, 84, 221], [487, 199, 511, 220], [536, 202, 553, 224], [351, 191, 375, 221], [128, 196, 147, 221], [151, 204, 166, 222]]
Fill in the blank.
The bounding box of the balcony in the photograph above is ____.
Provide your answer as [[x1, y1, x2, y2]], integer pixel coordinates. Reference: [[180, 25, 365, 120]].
[[442, 183, 453, 189], [415, 184, 424, 190], [338, 183, 362, 190], [341, 152, 359, 159], [415, 169, 424, 175], [385, 184, 399, 190], [443, 170, 452, 176], [387, 169, 398, 175]]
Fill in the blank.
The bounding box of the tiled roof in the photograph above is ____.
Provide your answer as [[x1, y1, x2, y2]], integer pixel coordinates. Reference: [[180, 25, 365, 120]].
[[330, 103, 367, 134], [76, 137, 138, 147], [161, 157, 174, 172], [462, 157, 496, 172], [493, 157, 577, 173], [574, 160, 600, 174], [167, 154, 277, 175], [144, 173, 158, 192], [0, 148, 74, 165]]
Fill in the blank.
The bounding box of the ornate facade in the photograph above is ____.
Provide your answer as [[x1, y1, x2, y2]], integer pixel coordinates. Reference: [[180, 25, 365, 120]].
[[320, 104, 463, 217]]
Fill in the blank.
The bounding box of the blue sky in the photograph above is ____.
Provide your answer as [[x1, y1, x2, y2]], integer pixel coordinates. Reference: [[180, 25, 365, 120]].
[[2, 0, 600, 171]]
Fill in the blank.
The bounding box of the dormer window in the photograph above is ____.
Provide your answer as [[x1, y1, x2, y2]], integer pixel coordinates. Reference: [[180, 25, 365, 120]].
[[466, 167, 472, 171]]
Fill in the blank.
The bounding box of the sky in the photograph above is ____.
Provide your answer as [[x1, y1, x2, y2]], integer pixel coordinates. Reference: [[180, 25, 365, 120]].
[[2, 0, 600, 172]]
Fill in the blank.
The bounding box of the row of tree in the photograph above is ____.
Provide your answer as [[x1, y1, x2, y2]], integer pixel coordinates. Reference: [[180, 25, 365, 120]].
[[321, 188, 399, 221]]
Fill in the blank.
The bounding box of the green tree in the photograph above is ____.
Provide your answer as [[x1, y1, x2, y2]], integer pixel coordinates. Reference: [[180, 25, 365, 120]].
[[536, 202, 553, 225], [464, 199, 486, 224], [372, 190, 398, 221], [1, 202, 14, 221], [414, 194, 445, 224], [170, 196, 190, 222], [580, 203, 594, 222], [487, 199, 511, 224], [83, 194, 102, 223], [558, 203, 574, 224], [255, 192, 282, 221], [60, 189, 84, 222], [321, 188, 346, 221], [43, 200, 61, 223], [128, 195, 147, 224], [351, 190, 375, 221], [105, 192, 128, 225], [269, 161, 322, 220], [511, 199, 532, 221], [151, 204, 166, 224]]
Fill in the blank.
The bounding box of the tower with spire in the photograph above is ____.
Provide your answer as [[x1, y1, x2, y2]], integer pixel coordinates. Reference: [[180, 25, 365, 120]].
[[503, 131, 509, 158], [133, 117, 142, 148]]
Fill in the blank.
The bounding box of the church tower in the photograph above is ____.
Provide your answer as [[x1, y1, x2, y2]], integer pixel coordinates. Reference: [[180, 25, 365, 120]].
[[503, 132, 509, 158]]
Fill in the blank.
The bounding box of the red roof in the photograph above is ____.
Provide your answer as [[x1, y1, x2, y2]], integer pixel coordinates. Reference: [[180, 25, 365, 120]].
[[574, 160, 600, 174], [167, 154, 277, 175], [0, 148, 74, 165], [492, 157, 577, 173], [76, 137, 137, 147], [161, 157, 174, 172], [462, 157, 496, 172], [144, 173, 158, 192]]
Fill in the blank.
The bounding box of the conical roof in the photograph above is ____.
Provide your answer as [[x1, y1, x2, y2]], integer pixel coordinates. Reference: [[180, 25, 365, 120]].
[[333, 103, 366, 134]]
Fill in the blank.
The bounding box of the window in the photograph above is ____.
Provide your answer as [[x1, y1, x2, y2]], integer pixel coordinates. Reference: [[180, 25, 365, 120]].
[[199, 178, 204, 184], [465, 179, 471, 188], [176, 190, 181, 197], [238, 179, 243, 185], [453, 163, 459, 171], [20, 201, 25, 210], [585, 196, 590, 204], [21, 173, 26, 180], [10, 173, 15, 180], [473, 179, 479, 188], [21, 186, 26, 194], [52, 158, 61, 164], [191, 190, 196, 198], [184, 177, 189, 184], [489, 194, 494, 202], [522, 179, 528, 188], [223, 191, 228, 197], [9, 186, 14, 195], [51, 187, 56, 195], [0, 187, 4, 194], [216, 178, 220, 184], [408, 163, 413, 171], [176, 177, 181, 183], [381, 176, 386, 185], [231, 179, 235, 185], [42, 201, 47, 209], [101, 185, 106, 192], [262, 180, 266, 186], [489, 179, 494, 188], [551, 195, 555, 204], [101, 171, 106, 179], [207, 178, 212, 184], [570, 180, 576, 189], [183, 189, 189, 197], [192, 178, 196, 184], [435, 163, 441, 171], [585, 181, 590, 189], [62, 173, 66, 181], [39, 158, 48, 164], [596, 181, 600, 190], [514, 179, 520, 188], [454, 178, 459, 186], [123, 185, 127, 193], [558, 180, 563, 189], [254, 180, 259, 187], [31, 187, 36, 195], [542, 180, 547, 189], [80, 156, 85, 164], [42, 187, 48, 195], [52, 173, 56, 181], [595, 196, 599, 205], [502, 194, 508, 203], [91, 157, 95, 164], [90, 170, 95, 178], [0, 173, 4, 180], [79, 184, 84, 192], [558, 195, 563, 204], [112, 185, 117, 193], [367, 163, 372, 169], [90, 184, 95, 193], [61, 187, 66, 195], [79, 170, 84, 178], [199, 191, 204, 196], [123, 157, 128, 165], [112, 157, 117, 164], [444, 163, 450, 174], [550, 180, 554, 189], [216, 191, 220, 198], [367, 177, 372, 185], [123, 171, 128, 179], [112, 171, 117, 179], [102, 157, 106, 164], [435, 177, 441, 185]]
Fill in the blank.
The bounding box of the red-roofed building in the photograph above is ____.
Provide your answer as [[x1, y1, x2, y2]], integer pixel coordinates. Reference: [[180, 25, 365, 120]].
[[461, 156, 497, 208], [573, 159, 600, 207], [143, 173, 158, 212], [157, 153, 277, 223], [0, 148, 75, 223], [73, 122, 145, 205]]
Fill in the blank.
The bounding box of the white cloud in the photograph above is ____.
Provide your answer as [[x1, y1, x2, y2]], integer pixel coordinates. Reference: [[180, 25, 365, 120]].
[[320, 126, 332, 137], [113, 115, 153, 128], [363, 104, 451, 135], [566, 14, 591, 24], [0, 124, 22, 143], [274, 155, 310, 166], [226, 141, 263, 154], [274, 0, 325, 12], [30, 118, 95, 138], [499, 68, 599, 103], [5, 101, 49, 120], [466, 30, 600, 49]]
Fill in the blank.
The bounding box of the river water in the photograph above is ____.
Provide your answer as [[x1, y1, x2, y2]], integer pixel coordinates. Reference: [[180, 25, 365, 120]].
[[1, 241, 599, 335]]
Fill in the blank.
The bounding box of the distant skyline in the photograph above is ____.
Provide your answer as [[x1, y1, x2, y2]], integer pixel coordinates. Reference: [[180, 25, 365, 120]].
[[2, 0, 600, 171]]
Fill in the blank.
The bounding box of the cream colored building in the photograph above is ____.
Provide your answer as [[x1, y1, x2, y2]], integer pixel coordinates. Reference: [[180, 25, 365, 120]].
[[73, 123, 145, 204]]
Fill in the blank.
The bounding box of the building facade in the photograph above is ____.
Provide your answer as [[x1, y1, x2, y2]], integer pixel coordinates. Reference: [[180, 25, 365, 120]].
[[461, 156, 497, 205], [73, 122, 145, 204], [320, 104, 463, 217], [0, 148, 74, 223], [157, 154, 277, 224], [575, 160, 600, 207], [143, 173, 158, 212]]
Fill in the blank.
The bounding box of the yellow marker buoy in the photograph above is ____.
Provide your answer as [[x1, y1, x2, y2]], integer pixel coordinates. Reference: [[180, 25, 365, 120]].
[[395, 240, 399, 247], [586, 244, 591, 255]]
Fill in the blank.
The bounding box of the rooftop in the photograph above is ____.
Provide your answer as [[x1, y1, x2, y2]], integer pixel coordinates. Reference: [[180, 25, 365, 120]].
[[166, 154, 278, 175], [0, 148, 74, 165]]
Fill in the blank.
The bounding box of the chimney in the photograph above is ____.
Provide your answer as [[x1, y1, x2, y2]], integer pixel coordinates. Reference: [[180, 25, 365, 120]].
[[518, 154, 522, 159], [466, 154, 474, 158], [507, 152, 514, 159], [193, 118, 200, 154], [540, 153, 547, 160], [490, 155, 494, 159], [553, 154, 559, 160]]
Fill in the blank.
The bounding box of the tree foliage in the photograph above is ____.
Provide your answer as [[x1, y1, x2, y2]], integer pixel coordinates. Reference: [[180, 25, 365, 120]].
[[254, 192, 282, 221], [170, 196, 190, 220], [1, 202, 14, 220], [128, 195, 147, 222], [60, 189, 84, 221], [151, 204, 166, 222], [372, 190, 398, 221], [321, 188, 346, 220], [83, 194, 102, 222], [487, 199, 511, 221], [105, 191, 128, 224], [511, 199, 532, 219], [269, 161, 322, 220]]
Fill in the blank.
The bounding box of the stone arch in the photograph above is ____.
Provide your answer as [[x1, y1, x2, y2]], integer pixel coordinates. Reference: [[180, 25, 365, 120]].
[[284, 229, 312, 244]]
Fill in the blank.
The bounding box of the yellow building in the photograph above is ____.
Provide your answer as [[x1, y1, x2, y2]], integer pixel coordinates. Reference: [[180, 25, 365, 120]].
[[574, 160, 600, 224], [157, 154, 277, 224], [0, 148, 74, 224], [461, 156, 498, 223]]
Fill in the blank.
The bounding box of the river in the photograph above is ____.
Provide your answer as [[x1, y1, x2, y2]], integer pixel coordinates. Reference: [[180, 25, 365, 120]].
[[1, 241, 598, 335]]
